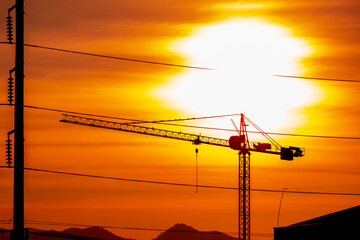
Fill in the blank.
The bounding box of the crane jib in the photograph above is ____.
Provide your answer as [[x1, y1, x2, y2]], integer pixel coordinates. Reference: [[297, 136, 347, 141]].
[[60, 114, 304, 159]]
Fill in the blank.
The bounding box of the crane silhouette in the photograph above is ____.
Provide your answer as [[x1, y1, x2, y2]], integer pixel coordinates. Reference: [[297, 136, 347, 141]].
[[60, 113, 304, 240]]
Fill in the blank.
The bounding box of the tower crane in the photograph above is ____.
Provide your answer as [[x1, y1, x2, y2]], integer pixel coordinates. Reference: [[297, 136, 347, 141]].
[[60, 113, 304, 240]]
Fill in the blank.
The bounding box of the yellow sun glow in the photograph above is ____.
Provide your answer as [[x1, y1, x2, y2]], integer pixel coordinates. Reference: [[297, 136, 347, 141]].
[[154, 19, 320, 132]]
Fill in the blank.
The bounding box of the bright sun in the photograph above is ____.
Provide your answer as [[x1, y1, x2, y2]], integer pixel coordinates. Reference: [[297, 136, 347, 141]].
[[153, 18, 320, 131]]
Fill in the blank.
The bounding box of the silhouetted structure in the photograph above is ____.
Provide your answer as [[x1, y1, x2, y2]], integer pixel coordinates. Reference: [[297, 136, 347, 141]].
[[0, 227, 134, 240], [153, 223, 236, 240], [0, 225, 236, 240], [61, 226, 134, 240], [61, 113, 304, 240], [274, 205, 360, 240]]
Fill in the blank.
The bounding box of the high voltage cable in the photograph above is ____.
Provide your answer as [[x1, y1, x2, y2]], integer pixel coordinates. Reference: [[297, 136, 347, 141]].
[[273, 75, 360, 83], [26, 220, 241, 235], [2, 42, 360, 83], [0, 42, 214, 70], [0, 220, 274, 237], [112, 113, 243, 124], [2, 104, 359, 140], [25, 105, 141, 121], [23, 105, 360, 140], [0, 219, 273, 237], [0, 219, 272, 237], [23, 105, 240, 122], [255, 131, 360, 140], [0, 166, 357, 196], [141, 122, 360, 140]]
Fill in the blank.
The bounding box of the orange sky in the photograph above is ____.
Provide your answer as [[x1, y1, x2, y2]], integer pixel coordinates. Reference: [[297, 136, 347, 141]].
[[0, 1, 360, 240]]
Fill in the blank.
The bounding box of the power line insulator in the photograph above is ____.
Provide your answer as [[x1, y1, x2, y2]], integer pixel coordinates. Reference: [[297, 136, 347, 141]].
[[6, 14, 13, 44], [8, 76, 14, 105], [6, 136, 12, 168]]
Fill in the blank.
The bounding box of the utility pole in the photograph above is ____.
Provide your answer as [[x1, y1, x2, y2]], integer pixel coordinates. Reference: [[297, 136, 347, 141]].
[[13, 0, 25, 239]]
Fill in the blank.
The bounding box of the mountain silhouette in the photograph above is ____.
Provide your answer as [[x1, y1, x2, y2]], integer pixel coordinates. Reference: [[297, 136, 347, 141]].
[[1, 227, 127, 240], [0, 224, 236, 240], [61, 226, 134, 240], [153, 223, 237, 240]]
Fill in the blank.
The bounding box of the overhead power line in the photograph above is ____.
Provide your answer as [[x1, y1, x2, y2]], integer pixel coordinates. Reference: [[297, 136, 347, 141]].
[[0, 219, 273, 237], [0, 220, 275, 237], [113, 113, 242, 124], [0, 42, 214, 70], [272, 75, 360, 83], [24, 105, 143, 121], [135, 121, 360, 140], [0, 166, 357, 196], [24, 105, 360, 140], [23, 105, 240, 122], [2, 42, 359, 83], [2, 104, 359, 140], [25, 220, 240, 236]]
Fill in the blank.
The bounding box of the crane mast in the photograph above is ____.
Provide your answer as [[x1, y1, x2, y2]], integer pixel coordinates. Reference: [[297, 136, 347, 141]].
[[60, 113, 304, 240], [238, 114, 251, 240]]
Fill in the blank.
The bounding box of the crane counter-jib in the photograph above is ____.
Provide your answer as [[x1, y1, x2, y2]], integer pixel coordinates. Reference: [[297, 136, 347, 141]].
[[59, 114, 295, 157]]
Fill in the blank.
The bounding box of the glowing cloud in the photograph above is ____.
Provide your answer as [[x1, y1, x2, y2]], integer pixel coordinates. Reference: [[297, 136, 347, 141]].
[[154, 18, 321, 131]]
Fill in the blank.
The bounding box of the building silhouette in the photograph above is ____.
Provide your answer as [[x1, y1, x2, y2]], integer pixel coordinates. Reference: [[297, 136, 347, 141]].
[[274, 205, 360, 240]]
